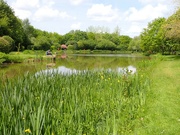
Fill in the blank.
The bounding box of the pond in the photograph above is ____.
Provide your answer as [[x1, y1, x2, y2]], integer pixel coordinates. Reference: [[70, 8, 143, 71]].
[[0, 54, 148, 78]]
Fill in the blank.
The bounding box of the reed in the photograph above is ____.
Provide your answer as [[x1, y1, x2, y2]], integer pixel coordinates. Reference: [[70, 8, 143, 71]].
[[0, 60, 153, 134]]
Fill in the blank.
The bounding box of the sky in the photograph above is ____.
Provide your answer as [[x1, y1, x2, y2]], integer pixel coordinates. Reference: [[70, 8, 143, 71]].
[[5, 0, 175, 37]]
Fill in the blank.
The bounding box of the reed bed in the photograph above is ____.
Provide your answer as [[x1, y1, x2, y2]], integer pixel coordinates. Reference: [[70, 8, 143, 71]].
[[0, 62, 151, 135]]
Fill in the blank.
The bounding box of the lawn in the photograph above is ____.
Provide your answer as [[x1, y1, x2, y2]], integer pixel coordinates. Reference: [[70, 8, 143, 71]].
[[134, 55, 180, 134]]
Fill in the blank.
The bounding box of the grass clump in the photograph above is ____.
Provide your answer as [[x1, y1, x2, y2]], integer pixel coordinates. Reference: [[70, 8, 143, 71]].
[[0, 60, 153, 134]]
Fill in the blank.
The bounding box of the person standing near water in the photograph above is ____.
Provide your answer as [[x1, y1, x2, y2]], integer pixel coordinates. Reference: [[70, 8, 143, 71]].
[[46, 50, 52, 55]]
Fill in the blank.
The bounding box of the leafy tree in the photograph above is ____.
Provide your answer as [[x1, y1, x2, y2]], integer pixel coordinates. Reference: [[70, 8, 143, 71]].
[[0, 0, 26, 49], [86, 26, 110, 33], [33, 36, 51, 50], [0, 37, 10, 53], [87, 32, 96, 40], [95, 39, 116, 50], [77, 39, 97, 50], [162, 9, 180, 53], [61, 32, 73, 44], [118, 35, 132, 50], [113, 26, 121, 36], [21, 19, 36, 39], [69, 30, 88, 42], [3, 35, 15, 51], [140, 17, 166, 53], [128, 36, 141, 52]]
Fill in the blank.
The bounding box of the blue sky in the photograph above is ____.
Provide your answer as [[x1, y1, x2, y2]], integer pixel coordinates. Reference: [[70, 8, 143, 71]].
[[5, 0, 175, 37]]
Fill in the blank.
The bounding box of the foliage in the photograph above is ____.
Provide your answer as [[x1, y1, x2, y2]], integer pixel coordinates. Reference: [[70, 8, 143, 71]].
[[95, 39, 117, 50], [162, 8, 180, 53], [3, 35, 15, 51], [0, 0, 26, 48], [0, 52, 6, 63], [77, 39, 97, 50], [118, 35, 132, 50], [0, 37, 10, 53], [128, 36, 141, 51], [140, 17, 166, 53], [33, 36, 51, 51]]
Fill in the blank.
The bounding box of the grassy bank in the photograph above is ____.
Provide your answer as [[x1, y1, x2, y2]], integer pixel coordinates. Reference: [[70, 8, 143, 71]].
[[134, 55, 180, 134]]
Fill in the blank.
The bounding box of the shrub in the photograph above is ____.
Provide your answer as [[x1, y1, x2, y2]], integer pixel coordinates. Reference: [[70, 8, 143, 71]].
[[0, 37, 11, 53], [3, 36, 15, 51], [0, 52, 7, 64]]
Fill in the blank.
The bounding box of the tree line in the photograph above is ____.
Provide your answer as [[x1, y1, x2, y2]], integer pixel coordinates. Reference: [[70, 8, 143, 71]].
[[0, 0, 179, 55]]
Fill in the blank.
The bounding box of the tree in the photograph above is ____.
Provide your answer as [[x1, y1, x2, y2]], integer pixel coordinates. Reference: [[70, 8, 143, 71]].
[[86, 26, 110, 33], [113, 26, 121, 36], [0, 0, 26, 49], [0, 36, 14, 53], [77, 39, 97, 50], [3, 35, 15, 51], [140, 17, 166, 53], [118, 35, 132, 50], [70, 30, 88, 42], [128, 36, 141, 52], [163, 9, 180, 40], [95, 39, 116, 50], [21, 19, 35, 38], [33, 36, 51, 50], [159, 8, 180, 54]]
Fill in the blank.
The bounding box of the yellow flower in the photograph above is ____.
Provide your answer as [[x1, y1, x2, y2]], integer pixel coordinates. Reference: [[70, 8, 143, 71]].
[[25, 128, 31, 133]]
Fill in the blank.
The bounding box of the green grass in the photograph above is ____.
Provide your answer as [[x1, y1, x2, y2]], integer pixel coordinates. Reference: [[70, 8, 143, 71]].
[[1, 55, 179, 134], [134, 55, 180, 134], [0, 62, 151, 134]]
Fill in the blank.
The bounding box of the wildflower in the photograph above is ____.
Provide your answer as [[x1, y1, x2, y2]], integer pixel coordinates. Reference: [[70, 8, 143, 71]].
[[25, 128, 31, 133], [101, 76, 104, 79], [118, 80, 120, 83]]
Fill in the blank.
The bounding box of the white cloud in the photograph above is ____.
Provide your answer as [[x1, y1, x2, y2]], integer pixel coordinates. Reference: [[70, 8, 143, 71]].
[[138, 0, 167, 4], [87, 4, 120, 22], [125, 4, 168, 22], [41, 0, 55, 6], [13, 9, 32, 19], [71, 22, 81, 30], [12, 0, 40, 9], [127, 23, 143, 33], [123, 3, 170, 37], [34, 6, 70, 21], [69, 0, 85, 5]]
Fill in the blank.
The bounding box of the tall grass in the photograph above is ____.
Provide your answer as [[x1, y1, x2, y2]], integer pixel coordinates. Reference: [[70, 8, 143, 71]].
[[0, 60, 154, 134]]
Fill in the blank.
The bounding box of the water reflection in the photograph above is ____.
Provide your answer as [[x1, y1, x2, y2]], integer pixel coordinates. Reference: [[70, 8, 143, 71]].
[[1, 54, 147, 78], [36, 65, 136, 76]]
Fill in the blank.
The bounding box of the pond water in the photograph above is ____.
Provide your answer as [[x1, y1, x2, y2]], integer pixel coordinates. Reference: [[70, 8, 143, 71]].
[[0, 54, 148, 78]]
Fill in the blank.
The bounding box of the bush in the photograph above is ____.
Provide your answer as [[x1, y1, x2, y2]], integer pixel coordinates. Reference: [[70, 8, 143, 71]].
[[0, 52, 7, 64], [3, 36, 15, 51], [5, 55, 24, 63], [0, 37, 11, 53]]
